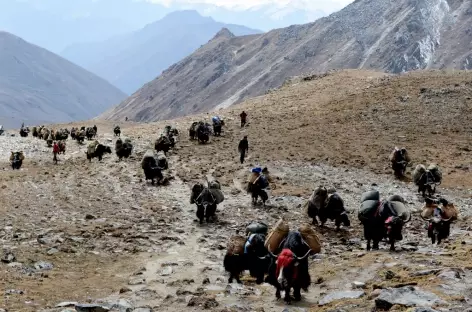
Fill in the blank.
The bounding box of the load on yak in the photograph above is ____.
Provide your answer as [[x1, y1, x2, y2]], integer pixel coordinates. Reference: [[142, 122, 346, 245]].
[[359, 191, 411, 251], [154, 134, 173, 155], [264, 219, 321, 304], [305, 186, 350, 229], [247, 167, 270, 206], [224, 221, 269, 285], [212, 116, 224, 136], [10, 151, 25, 170], [421, 197, 458, 244], [141, 150, 169, 185], [389, 147, 410, 178], [190, 180, 224, 224], [412, 164, 442, 197]]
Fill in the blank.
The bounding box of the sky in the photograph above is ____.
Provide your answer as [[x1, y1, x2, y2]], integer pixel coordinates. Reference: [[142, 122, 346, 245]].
[[148, 0, 355, 12]]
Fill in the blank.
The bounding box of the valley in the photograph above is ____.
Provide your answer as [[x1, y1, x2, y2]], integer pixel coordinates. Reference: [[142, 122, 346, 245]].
[[0, 70, 471, 312]]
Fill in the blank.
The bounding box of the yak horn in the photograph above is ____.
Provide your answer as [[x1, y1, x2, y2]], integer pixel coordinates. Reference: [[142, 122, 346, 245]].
[[295, 249, 312, 260], [267, 245, 278, 258], [420, 213, 432, 222], [404, 213, 412, 223], [258, 255, 269, 260], [442, 216, 453, 222]]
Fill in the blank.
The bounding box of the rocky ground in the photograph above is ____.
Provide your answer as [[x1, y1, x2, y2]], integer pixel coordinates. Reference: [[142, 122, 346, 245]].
[[1, 70, 471, 312]]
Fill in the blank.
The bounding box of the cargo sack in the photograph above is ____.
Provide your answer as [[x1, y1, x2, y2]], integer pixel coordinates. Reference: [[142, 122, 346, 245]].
[[299, 224, 321, 254], [265, 219, 289, 253], [361, 190, 380, 202], [358, 200, 380, 222], [246, 221, 268, 235], [412, 164, 427, 185], [389, 201, 410, 222], [427, 164, 442, 183], [226, 235, 246, 256], [209, 189, 224, 204]]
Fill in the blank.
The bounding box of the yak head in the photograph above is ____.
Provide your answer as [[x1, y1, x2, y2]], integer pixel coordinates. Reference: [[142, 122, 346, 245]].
[[421, 201, 453, 244], [385, 215, 408, 241], [245, 233, 267, 258], [335, 211, 351, 228], [270, 248, 311, 287]]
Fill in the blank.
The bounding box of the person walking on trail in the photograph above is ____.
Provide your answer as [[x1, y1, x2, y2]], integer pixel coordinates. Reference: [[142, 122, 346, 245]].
[[238, 136, 249, 164], [53, 141, 60, 164], [240, 111, 247, 128]]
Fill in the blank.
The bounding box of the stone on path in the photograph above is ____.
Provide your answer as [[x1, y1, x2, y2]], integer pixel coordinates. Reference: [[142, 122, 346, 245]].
[[375, 286, 445, 310], [318, 291, 365, 305]]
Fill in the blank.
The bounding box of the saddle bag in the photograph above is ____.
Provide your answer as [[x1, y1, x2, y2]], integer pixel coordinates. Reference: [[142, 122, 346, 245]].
[[299, 224, 322, 254], [265, 219, 289, 253]]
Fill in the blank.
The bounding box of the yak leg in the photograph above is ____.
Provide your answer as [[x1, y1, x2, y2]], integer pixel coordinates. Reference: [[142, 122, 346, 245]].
[[275, 284, 282, 300], [283, 286, 292, 304], [372, 240, 380, 250], [196, 205, 205, 224], [293, 286, 302, 302], [389, 239, 396, 251]]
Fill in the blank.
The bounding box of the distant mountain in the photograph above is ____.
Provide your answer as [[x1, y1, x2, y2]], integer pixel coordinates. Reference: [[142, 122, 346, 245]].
[[61, 10, 262, 94], [0, 0, 336, 54], [0, 31, 126, 129], [101, 0, 472, 122]]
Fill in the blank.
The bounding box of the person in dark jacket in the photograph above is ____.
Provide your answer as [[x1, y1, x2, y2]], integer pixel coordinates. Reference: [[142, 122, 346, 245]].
[[238, 136, 249, 164], [240, 111, 247, 128]]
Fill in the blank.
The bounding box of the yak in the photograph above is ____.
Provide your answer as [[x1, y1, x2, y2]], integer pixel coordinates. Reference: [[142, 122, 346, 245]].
[[85, 127, 96, 140], [307, 188, 350, 230], [190, 182, 224, 224], [247, 172, 269, 206], [189, 122, 199, 140], [359, 192, 411, 251], [223, 233, 269, 284], [19, 127, 29, 137], [58, 141, 66, 154], [10, 151, 24, 170], [86, 141, 111, 162], [197, 123, 210, 144], [115, 138, 133, 160], [389, 147, 410, 178], [114, 126, 121, 137], [265, 231, 312, 304], [155, 135, 172, 155], [412, 164, 442, 197], [141, 150, 166, 185], [421, 197, 457, 244]]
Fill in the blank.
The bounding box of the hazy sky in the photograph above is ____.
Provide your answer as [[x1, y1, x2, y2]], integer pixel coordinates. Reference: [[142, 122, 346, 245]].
[[148, 0, 355, 12]]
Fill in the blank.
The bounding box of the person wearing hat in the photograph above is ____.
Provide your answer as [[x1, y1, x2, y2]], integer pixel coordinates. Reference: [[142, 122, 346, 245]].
[[238, 136, 249, 164]]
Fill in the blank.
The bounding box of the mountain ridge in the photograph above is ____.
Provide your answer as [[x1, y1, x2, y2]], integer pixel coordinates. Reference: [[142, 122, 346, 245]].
[[101, 0, 472, 122], [61, 10, 261, 94], [0, 31, 126, 129]]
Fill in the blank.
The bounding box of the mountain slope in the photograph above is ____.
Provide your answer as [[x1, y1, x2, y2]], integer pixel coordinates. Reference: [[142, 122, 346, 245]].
[[102, 0, 472, 122], [61, 10, 261, 94], [0, 31, 126, 128]]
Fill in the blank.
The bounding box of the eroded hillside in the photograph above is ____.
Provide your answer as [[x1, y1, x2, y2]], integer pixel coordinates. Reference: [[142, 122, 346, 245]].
[[103, 0, 472, 122]]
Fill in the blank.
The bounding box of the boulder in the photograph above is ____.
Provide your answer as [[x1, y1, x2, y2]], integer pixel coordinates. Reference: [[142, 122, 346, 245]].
[[375, 286, 445, 310]]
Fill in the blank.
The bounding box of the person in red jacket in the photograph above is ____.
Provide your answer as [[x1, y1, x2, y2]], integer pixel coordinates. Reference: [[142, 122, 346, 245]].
[[53, 141, 59, 164]]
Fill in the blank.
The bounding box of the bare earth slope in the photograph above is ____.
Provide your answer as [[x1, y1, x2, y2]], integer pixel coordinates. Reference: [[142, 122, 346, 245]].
[[0, 31, 126, 129], [1, 70, 471, 311], [102, 0, 472, 122]]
